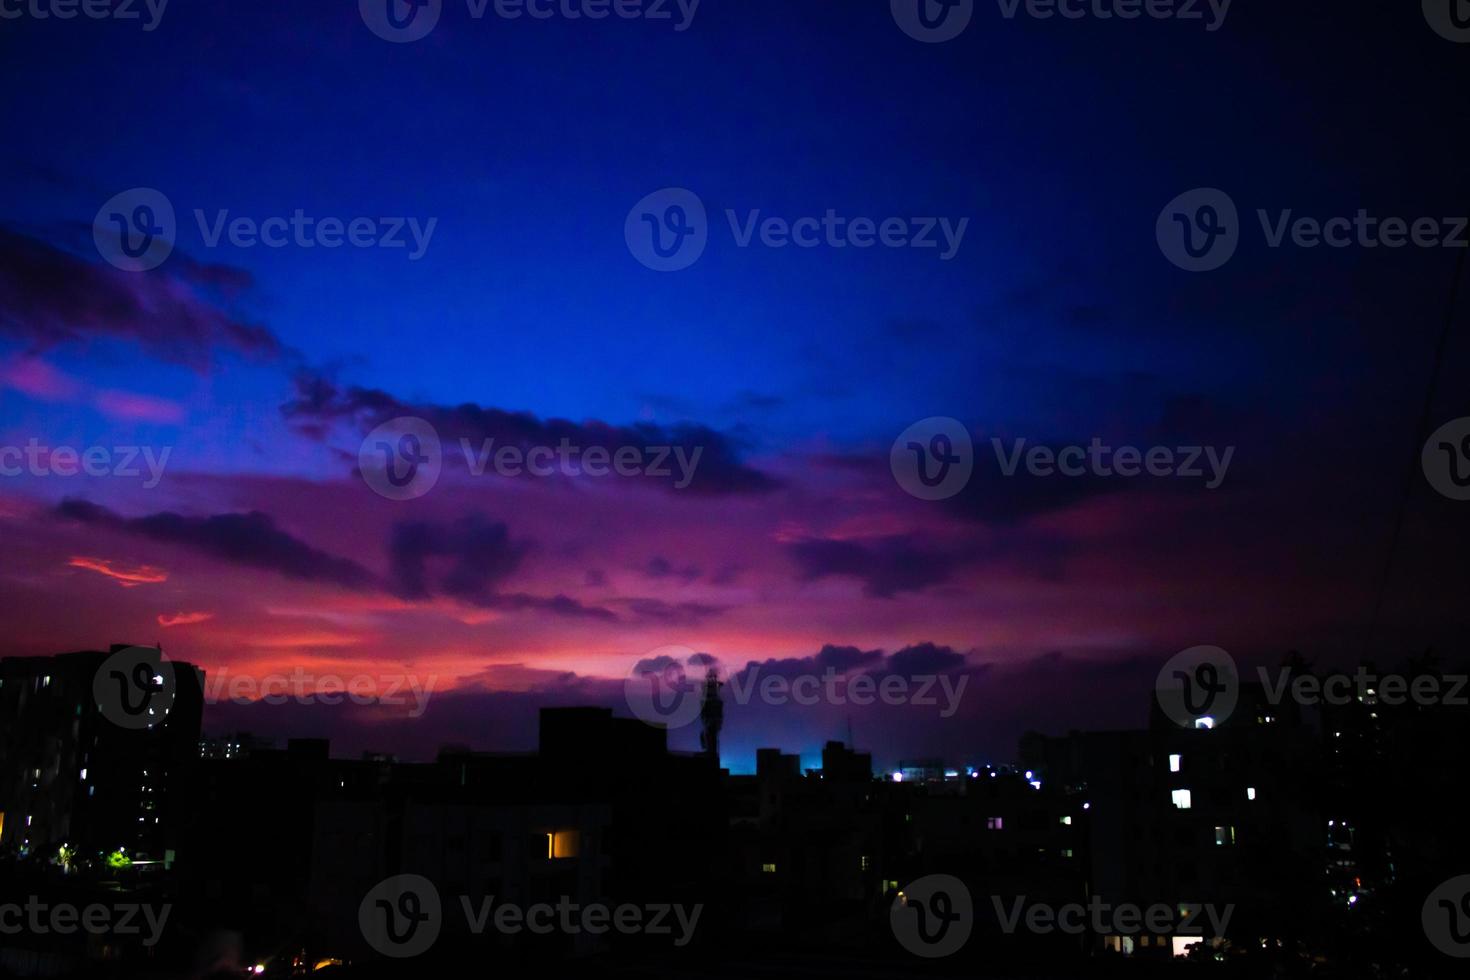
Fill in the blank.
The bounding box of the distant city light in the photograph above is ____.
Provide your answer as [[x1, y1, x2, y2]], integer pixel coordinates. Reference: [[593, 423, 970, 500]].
[[891, 771, 903, 782], [1195, 716, 1215, 730]]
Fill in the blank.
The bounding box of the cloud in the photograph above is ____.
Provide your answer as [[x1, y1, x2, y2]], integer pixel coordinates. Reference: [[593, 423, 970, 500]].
[[56, 499, 617, 620], [787, 534, 966, 597], [158, 611, 215, 627], [619, 598, 728, 625], [56, 499, 377, 591], [0, 225, 278, 369], [887, 641, 967, 675], [389, 516, 528, 601], [388, 515, 615, 619], [67, 555, 168, 587], [734, 642, 958, 682], [282, 372, 778, 495]]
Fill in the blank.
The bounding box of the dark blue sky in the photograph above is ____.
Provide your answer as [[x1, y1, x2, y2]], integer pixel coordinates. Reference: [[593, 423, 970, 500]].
[[4, 1, 1462, 442]]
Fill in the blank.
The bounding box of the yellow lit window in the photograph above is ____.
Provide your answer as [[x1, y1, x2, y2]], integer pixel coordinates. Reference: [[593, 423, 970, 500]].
[[548, 830, 579, 859]]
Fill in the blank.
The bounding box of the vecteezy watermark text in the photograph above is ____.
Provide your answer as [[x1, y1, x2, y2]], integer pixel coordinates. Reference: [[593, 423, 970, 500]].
[[991, 437, 1233, 489], [889, 417, 1234, 501], [360, 0, 699, 43], [359, 874, 701, 958], [990, 895, 1234, 937], [93, 188, 436, 271], [461, 437, 702, 487], [0, 440, 171, 488], [0, 898, 171, 947], [1155, 645, 1468, 729], [358, 416, 706, 500], [203, 667, 437, 718], [0, 0, 169, 30], [625, 188, 968, 271], [891, 0, 1230, 43], [194, 210, 436, 260], [624, 647, 968, 730], [1158, 188, 1470, 272]]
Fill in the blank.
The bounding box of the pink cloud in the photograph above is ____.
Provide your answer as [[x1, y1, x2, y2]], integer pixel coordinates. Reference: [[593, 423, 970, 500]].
[[68, 555, 169, 587], [0, 357, 81, 401], [158, 610, 215, 627]]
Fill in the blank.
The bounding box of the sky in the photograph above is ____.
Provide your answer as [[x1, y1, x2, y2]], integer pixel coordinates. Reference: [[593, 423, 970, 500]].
[[1, 0, 1468, 770]]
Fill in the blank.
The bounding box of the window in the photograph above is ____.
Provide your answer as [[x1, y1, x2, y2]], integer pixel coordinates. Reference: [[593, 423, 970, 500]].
[[1169, 754, 1182, 773], [548, 830, 579, 859], [1171, 789, 1192, 810], [1060, 816, 1072, 825], [1215, 825, 1235, 846], [987, 816, 1003, 830], [860, 855, 870, 871], [1246, 786, 1256, 801], [761, 862, 777, 873], [1194, 716, 1215, 729]]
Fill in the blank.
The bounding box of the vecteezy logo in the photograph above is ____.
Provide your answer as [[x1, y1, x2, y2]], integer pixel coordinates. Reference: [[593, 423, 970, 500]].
[[360, 0, 441, 43], [890, 874, 973, 957], [1422, 417, 1470, 501], [93, 645, 176, 730], [890, 417, 974, 501], [624, 645, 708, 730], [1156, 188, 1239, 272], [359, 417, 442, 501], [93, 188, 176, 272], [891, 0, 974, 43], [1423, 875, 1470, 957], [625, 188, 708, 271], [360, 874, 442, 958], [1155, 645, 1239, 728], [1424, 0, 1470, 42]]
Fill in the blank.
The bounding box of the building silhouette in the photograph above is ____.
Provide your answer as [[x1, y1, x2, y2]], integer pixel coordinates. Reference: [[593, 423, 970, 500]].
[[0, 646, 202, 864], [0, 646, 1466, 976]]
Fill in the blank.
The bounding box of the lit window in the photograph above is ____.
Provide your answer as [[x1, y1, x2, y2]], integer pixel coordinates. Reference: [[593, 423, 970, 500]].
[[1061, 848, 1074, 857], [987, 816, 1003, 830], [1194, 716, 1215, 730], [761, 863, 777, 873], [547, 830, 579, 859], [1169, 754, 1182, 773], [1060, 816, 1072, 826], [1246, 787, 1256, 801], [1171, 789, 1192, 810], [860, 855, 871, 871], [1215, 825, 1235, 846]]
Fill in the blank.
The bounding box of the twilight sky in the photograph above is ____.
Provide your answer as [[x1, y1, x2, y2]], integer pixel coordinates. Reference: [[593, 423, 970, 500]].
[[1, 1, 1467, 770]]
